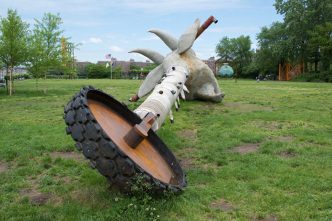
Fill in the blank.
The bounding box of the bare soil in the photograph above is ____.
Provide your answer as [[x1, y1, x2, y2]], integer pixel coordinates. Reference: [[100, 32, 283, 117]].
[[232, 143, 260, 154], [0, 162, 8, 173], [276, 136, 294, 142], [179, 157, 197, 169], [224, 102, 273, 112], [50, 151, 83, 161], [251, 120, 282, 130], [177, 129, 197, 139], [252, 215, 278, 221], [20, 188, 51, 206], [210, 198, 235, 212], [279, 150, 297, 158]]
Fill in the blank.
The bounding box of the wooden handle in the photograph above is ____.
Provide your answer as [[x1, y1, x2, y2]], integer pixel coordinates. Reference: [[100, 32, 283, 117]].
[[196, 16, 218, 39]]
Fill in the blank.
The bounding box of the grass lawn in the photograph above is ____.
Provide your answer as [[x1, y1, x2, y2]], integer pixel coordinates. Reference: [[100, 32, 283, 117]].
[[0, 79, 331, 221]]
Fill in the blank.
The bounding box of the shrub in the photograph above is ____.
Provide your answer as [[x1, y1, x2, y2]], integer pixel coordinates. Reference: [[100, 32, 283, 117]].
[[293, 71, 332, 82], [4, 73, 31, 80]]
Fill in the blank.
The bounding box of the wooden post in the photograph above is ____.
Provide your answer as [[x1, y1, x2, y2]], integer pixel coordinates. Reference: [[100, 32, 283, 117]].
[[278, 63, 281, 80]]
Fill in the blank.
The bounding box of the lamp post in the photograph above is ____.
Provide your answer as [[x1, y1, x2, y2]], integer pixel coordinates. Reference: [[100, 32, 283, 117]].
[[106, 53, 113, 79], [110, 56, 113, 79]]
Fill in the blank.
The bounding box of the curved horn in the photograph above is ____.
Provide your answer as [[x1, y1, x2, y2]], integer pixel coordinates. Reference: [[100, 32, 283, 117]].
[[177, 19, 200, 54], [149, 29, 178, 51], [129, 49, 164, 64], [137, 65, 164, 98]]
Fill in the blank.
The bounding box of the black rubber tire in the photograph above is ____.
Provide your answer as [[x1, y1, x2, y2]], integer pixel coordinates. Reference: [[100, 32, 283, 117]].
[[64, 86, 186, 193]]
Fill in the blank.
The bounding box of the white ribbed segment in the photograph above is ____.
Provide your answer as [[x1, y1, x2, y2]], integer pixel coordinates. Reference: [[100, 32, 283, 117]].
[[134, 66, 188, 131]]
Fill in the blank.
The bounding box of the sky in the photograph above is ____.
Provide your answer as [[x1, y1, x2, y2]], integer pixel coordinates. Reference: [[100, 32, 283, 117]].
[[0, 0, 283, 63]]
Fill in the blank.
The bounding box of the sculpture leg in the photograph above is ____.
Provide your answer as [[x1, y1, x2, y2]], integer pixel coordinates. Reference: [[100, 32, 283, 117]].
[[195, 82, 224, 102]]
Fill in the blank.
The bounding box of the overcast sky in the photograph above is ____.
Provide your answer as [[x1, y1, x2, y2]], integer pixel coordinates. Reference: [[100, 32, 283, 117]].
[[0, 0, 282, 63]]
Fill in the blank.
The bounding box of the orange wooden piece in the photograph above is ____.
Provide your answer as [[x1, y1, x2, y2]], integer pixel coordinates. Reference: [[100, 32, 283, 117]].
[[88, 99, 175, 184]]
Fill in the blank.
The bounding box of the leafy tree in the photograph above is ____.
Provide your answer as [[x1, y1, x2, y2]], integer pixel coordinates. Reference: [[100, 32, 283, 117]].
[[112, 66, 122, 79], [33, 13, 63, 78], [233, 35, 253, 76], [272, 0, 331, 71], [256, 22, 290, 74], [308, 22, 332, 71], [59, 37, 78, 79], [215, 37, 235, 62], [129, 64, 141, 74], [27, 31, 47, 89], [142, 63, 158, 74], [86, 64, 110, 78], [0, 9, 29, 95], [215, 35, 253, 77], [254, 0, 332, 80]]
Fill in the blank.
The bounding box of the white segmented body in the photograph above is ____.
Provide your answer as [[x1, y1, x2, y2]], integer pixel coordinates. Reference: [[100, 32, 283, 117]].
[[134, 66, 188, 131]]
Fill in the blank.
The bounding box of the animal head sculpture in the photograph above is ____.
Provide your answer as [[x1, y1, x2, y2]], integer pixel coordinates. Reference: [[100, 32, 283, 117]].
[[130, 16, 224, 103]]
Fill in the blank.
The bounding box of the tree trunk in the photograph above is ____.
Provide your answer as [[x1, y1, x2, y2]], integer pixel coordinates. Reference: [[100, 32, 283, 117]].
[[9, 67, 13, 96], [5, 67, 9, 94]]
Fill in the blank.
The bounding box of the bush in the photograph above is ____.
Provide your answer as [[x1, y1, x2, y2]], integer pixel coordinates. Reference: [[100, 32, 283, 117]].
[[86, 64, 110, 79], [4, 73, 31, 80], [293, 71, 332, 82]]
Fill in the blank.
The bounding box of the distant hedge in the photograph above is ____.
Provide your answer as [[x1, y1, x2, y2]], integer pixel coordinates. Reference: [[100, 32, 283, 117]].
[[4, 74, 31, 80], [293, 71, 332, 82]]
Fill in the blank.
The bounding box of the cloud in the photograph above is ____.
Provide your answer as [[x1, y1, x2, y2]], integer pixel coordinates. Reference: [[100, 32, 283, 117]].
[[89, 37, 103, 44], [110, 45, 124, 52], [116, 0, 246, 13]]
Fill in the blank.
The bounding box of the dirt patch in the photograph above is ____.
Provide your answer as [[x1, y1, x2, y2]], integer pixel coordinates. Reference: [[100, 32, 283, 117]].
[[175, 147, 197, 157], [251, 120, 282, 130], [232, 143, 260, 154], [252, 215, 278, 221], [179, 157, 197, 169], [20, 175, 64, 206], [20, 188, 51, 205], [279, 150, 297, 158], [211, 198, 235, 212], [50, 151, 83, 161], [202, 163, 220, 170], [276, 136, 294, 142], [0, 162, 8, 173], [224, 102, 273, 113], [177, 129, 197, 139]]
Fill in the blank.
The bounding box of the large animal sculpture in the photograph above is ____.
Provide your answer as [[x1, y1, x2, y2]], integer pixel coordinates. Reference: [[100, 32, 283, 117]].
[[130, 16, 224, 104], [64, 17, 220, 193]]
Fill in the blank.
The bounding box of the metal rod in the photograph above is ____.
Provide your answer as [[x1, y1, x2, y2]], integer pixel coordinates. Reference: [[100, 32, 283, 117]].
[[196, 15, 218, 39]]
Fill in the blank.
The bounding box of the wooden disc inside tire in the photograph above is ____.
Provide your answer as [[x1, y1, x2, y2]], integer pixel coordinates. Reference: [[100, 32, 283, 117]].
[[64, 86, 186, 192]]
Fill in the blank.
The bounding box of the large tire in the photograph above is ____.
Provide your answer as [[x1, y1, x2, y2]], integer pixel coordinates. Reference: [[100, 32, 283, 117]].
[[64, 86, 186, 193]]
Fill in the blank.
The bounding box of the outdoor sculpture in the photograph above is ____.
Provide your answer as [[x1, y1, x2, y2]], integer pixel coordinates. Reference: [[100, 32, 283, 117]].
[[130, 17, 224, 104], [64, 16, 219, 193]]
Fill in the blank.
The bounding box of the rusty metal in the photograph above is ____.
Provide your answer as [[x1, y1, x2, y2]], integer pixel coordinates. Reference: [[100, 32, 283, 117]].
[[124, 112, 156, 148], [129, 94, 139, 102], [196, 15, 218, 39]]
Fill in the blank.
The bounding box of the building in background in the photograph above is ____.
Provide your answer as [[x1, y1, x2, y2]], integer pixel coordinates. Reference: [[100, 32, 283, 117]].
[[75, 57, 218, 78]]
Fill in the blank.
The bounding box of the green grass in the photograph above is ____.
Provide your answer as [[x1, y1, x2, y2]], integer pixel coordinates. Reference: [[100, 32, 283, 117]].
[[0, 79, 331, 221]]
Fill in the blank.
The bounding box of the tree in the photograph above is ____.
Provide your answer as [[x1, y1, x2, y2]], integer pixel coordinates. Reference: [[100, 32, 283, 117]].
[[33, 13, 63, 78], [308, 22, 332, 71], [0, 9, 29, 95], [112, 66, 122, 79], [273, 0, 332, 71], [27, 30, 47, 89], [86, 64, 110, 78], [215, 35, 253, 78], [256, 22, 290, 74], [233, 36, 253, 77], [215, 37, 235, 62], [59, 37, 78, 79]]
